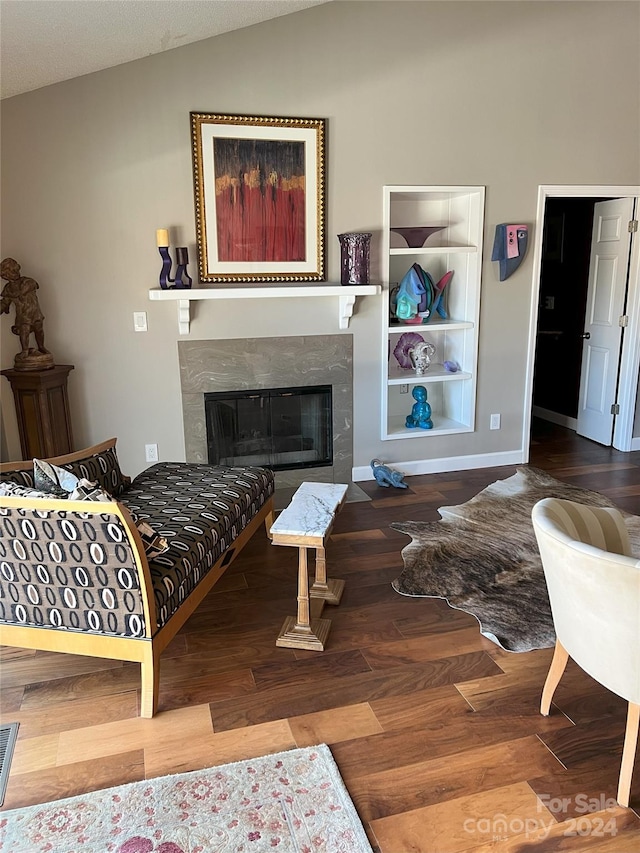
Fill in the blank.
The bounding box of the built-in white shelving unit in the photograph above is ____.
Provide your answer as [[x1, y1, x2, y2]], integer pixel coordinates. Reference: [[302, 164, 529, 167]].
[[382, 186, 485, 440], [149, 284, 380, 334]]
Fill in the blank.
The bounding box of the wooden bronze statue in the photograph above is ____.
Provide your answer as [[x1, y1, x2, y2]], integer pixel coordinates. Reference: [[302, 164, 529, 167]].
[[1, 257, 54, 370]]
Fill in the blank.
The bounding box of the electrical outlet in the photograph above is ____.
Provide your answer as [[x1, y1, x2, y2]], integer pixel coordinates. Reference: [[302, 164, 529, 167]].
[[490, 413, 501, 430], [133, 311, 148, 332], [145, 443, 158, 462], [400, 384, 409, 394], [544, 296, 555, 310]]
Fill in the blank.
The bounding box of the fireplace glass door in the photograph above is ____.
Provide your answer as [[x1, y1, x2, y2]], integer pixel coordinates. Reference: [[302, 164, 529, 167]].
[[205, 385, 332, 471]]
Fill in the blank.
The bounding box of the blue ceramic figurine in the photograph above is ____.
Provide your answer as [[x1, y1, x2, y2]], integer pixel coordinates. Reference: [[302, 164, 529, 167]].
[[370, 459, 408, 488], [405, 385, 433, 430]]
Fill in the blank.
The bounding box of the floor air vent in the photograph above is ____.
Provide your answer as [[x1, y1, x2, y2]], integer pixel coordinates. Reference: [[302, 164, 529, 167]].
[[0, 722, 19, 806]]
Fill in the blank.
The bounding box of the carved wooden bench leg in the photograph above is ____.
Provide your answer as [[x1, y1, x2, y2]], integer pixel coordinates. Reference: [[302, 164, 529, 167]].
[[276, 546, 331, 651], [310, 544, 345, 605], [140, 644, 160, 718]]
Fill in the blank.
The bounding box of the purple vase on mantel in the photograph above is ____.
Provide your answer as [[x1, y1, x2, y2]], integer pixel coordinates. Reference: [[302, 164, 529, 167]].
[[338, 232, 372, 285], [390, 226, 447, 248]]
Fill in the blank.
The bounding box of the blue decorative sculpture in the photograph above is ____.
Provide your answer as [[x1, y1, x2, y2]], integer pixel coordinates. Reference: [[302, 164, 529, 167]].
[[432, 270, 453, 319], [394, 264, 425, 320], [370, 459, 408, 488], [405, 385, 433, 430]]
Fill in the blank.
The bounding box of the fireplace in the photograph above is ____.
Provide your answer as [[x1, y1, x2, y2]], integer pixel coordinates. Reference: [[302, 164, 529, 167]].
[[178, 335, 353, 489], [205, 384, 332, 471]]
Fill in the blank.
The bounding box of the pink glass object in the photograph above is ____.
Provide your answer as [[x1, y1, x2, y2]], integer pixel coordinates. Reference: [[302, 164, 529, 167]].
[[390, 226, 447, 248], [393, 331, 424, 368]]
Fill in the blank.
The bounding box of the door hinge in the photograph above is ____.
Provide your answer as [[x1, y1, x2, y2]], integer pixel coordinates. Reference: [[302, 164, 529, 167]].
[[611, 403, 620, 415], [619, 315, 629, 327], [629, 219, 638, 233]]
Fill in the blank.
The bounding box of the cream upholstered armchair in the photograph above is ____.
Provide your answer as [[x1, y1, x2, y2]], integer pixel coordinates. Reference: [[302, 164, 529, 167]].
[[531, 497, 640, 807]]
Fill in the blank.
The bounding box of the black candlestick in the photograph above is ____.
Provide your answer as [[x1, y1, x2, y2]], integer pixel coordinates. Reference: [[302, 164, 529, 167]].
[[174, 247, 192, 289]]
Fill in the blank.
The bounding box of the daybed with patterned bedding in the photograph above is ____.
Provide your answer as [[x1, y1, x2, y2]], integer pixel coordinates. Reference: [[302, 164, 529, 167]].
[[0, 439, 275, 717]]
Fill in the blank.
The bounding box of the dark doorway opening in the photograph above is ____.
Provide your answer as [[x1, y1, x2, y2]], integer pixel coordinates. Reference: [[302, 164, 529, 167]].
[[533, 197, 606, 421]]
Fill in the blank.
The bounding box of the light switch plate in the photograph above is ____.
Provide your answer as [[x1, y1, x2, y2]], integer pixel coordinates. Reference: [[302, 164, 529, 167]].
[[133, 311, 148, 332]]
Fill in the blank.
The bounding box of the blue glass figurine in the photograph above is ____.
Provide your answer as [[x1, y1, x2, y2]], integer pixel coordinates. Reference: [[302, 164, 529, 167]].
[[405, 385, 433, 429]]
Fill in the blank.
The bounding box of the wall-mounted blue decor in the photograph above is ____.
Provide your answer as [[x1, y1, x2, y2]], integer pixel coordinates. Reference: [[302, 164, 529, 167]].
[[491, 224, 528, 281]]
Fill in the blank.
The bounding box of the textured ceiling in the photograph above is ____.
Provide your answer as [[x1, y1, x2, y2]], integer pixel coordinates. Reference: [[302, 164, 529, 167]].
[[0, 0, 333, 99]]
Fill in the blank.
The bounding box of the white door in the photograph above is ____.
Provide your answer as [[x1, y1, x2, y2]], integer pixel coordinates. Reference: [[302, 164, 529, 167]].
[[576, 198, 634, 445]]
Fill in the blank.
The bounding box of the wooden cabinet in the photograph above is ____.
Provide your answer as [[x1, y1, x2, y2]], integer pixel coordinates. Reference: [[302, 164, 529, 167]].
[[382, 186, 484, 440], [1, 364, 74, 460]]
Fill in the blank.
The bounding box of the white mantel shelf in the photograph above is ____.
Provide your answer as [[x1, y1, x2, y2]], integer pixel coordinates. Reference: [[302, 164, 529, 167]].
[[148, 284, 381, 334]]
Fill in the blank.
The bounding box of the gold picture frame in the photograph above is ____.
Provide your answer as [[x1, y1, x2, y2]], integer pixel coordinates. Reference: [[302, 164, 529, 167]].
[[190, 112, 326, 283]]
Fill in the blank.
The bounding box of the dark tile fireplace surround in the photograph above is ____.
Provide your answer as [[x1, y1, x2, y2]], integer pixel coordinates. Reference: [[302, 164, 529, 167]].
[[178, 335, 353, 490]]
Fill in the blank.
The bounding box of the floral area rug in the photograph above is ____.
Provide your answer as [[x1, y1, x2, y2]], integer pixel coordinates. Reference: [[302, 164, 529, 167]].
[[391, 466, 640, 652], [0, 744, 373, 853]]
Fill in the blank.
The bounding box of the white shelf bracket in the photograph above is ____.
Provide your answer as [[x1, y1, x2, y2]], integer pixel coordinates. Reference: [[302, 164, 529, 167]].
[[177, 299, 191, 335], [339, 293, 357, 329]]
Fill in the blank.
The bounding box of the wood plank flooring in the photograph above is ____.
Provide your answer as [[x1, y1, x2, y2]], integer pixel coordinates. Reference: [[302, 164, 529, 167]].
[[1, 419, 640, 851]]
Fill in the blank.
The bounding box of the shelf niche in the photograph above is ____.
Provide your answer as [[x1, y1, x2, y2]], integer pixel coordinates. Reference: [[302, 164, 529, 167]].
[[381, 186, 485, 440]]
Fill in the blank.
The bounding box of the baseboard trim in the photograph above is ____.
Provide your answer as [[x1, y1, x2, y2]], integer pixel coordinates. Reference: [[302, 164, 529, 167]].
[[532, 406, 577, 431], [631, 436, 640, 451], [352, 449, 526, 482]]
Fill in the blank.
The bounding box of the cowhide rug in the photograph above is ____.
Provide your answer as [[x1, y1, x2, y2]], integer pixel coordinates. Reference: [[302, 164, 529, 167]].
[[391, 466, 640, 653]]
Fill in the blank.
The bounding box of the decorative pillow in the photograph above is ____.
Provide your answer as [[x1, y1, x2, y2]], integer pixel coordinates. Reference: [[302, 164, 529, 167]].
[[134, 521, 170, 560], [6, 461, 167, 560], [34, 459, 80, 497], [0, 439, 129, 497], [60, 443, 129, 497], [0, 467, 35, 489], [0, 481, 50, 499], [68, 479, 113, 502], [0, 478, 112, 506], [65, 479, 169, 559]]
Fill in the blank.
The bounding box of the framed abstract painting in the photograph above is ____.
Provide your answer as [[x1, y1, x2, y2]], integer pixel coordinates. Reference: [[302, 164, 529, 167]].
[[190, 112, 326, 283]]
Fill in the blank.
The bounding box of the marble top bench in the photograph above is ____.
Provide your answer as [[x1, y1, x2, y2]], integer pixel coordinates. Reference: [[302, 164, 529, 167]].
[[270, 482, 348, 650]]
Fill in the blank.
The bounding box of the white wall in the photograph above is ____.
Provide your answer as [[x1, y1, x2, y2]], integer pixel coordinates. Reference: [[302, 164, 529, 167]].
[[2, 1, 639, 477]]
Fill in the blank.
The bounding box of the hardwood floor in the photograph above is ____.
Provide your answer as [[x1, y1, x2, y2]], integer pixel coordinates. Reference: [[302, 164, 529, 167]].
[[2, 420, 640, 851]]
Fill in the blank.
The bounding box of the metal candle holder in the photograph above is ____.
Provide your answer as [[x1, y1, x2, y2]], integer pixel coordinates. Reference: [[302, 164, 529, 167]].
[[174, 246, 193, 289]]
